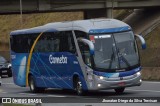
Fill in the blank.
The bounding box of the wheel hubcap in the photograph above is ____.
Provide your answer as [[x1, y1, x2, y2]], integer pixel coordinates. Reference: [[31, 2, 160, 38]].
[[77, 81, 82, 94], [30, 79, 34, 91]]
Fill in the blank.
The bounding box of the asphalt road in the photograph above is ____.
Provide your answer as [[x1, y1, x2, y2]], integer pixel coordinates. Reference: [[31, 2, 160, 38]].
[[0, 77, 160, 98], [0, 76, 160, 106]]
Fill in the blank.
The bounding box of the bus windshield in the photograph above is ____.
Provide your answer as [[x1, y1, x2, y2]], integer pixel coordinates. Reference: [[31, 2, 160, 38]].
[[91, 31, 139, 72]]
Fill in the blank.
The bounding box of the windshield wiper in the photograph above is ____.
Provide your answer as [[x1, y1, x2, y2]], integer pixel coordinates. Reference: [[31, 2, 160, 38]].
[[108, 47, 115, 69], [118, 49, 131, 67]]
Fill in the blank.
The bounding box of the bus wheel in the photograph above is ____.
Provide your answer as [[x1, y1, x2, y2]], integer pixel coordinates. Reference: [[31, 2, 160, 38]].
[[29, 75, 45, 93], [29, 75, 37, 93], [114, 87, 125, 94], [8, 72, 12, 77], [76, 77, 85, 95]]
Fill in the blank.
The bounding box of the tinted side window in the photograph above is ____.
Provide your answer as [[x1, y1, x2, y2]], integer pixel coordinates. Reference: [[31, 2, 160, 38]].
[[60, 31, 76, 54], [78, 41, 92, 67], [10, 34, 38, 53], [11, 31, 76, 53], [34, 32, 60, 52], [74, 30, 88, 39]]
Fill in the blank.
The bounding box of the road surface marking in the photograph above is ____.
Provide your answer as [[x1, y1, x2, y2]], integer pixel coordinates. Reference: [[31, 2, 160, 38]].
[[1, 92, 7, 94], [19, 93, 28, 95], [143, 81, 160, 84], [82, 98, 97, 100], [126, 89, 160, 93], [28, 94, 37, 96], [47, 95, 66, 97], [2, 83, 14, 85]]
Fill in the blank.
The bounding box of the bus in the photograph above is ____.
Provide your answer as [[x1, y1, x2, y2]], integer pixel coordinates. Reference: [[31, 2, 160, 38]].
[[10, 19, 146, 95]]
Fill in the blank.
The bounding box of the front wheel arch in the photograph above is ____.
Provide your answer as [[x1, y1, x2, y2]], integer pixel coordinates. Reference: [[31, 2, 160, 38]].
[[28, 74, 45, 93], [73, 75, 86, 95]]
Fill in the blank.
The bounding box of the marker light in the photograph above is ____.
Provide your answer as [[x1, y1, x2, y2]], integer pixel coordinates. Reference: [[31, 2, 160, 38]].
[[99, 76, 104, 80]]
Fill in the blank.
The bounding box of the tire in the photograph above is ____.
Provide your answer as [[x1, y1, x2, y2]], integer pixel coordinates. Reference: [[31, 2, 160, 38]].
[[8, 72, 12, 77], [28, 75, 45, 93], [114, 87, 125, 94], [75, 77, 85, 96]]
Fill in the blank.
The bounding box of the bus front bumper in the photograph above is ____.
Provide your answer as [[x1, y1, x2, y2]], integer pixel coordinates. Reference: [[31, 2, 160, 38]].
[[87, 72, 142, 90]]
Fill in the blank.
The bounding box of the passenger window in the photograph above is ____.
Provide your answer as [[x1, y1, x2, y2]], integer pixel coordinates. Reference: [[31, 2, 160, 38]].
[[59, 31, 76, 54], [34, 31, 76, 54], [34, 32, 60, 52], [10, 34, 37, 53]]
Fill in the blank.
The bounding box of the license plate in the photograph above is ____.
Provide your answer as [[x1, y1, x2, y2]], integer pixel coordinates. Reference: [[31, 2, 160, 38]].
[[118, 82, 125, 86]]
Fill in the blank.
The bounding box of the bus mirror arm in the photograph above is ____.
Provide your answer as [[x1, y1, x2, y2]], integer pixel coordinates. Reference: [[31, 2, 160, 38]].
[[77, 38, 95, 55], [135, 34, 146, 50]]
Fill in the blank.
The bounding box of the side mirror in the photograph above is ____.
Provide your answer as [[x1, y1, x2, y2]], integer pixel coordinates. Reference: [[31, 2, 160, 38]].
[[77, 38, 95, 55], [135, 34, 146, 50]]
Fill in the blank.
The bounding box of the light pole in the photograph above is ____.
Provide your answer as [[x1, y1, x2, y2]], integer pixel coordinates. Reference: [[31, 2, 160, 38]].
[[20, 0, 23, 28], [112, 0, 114, 18]]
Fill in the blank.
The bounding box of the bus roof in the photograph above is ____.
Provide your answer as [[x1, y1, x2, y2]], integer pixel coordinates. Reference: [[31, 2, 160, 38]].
[[10, 18, 131, 35]]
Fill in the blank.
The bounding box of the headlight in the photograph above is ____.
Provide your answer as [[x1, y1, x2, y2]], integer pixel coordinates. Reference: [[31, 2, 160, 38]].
[[99, 76, 104, 80], [8, 63, 11, 68], [136, 72, 141, 76]]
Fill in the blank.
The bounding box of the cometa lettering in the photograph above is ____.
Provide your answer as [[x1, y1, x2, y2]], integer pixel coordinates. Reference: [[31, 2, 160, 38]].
[[49, 55, 67, 64]]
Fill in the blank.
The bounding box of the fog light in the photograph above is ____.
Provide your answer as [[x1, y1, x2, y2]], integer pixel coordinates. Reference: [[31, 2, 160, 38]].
[[140, 79, 142, 83], [99, 76, 104, 80], [136, 72, 141, 76], [98, 84, 101, 87]]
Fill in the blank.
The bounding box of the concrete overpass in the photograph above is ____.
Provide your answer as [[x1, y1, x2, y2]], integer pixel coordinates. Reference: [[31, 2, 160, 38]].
[[123, 9, 160, 35], [0, 0, 160, 18]]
